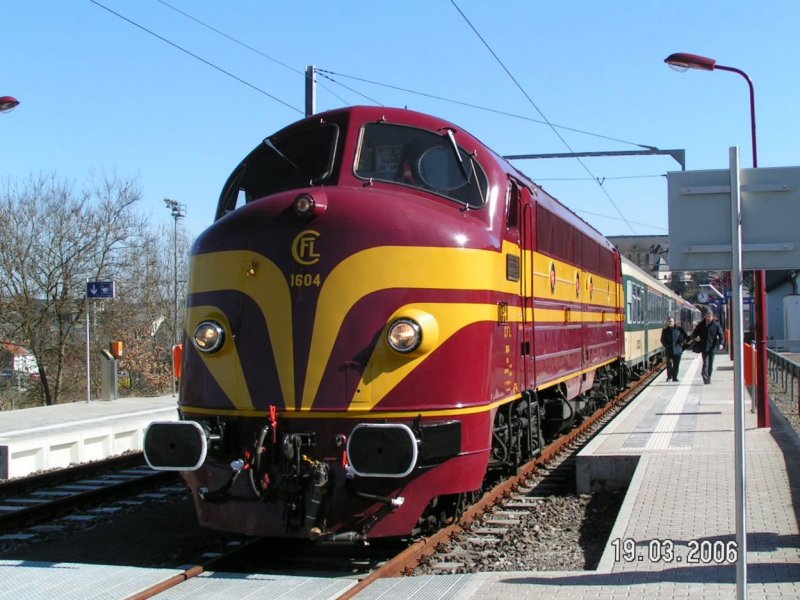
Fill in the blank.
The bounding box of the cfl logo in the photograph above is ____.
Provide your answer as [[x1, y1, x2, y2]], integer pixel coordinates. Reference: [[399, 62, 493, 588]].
[[292, 230, 321, 265]]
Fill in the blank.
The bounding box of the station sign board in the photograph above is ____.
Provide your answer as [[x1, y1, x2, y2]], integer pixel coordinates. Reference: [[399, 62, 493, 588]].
[[87, 281, 115, 299], [668, 165, 800, 271]]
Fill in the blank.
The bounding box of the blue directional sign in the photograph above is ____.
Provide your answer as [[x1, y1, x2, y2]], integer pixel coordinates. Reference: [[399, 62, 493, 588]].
[[743, 297, 755, 305], [86, 281, 115, 299]]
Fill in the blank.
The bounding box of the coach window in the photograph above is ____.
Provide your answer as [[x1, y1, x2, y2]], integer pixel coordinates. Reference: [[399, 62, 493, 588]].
[[638, 285, 645, 323], [626, 282, 632, 323], [355, 123, 488, 208], [650, 291, 656, 324]]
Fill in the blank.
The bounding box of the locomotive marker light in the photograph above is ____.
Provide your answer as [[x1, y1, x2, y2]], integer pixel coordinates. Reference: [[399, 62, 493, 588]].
[[0, 96, 20, 113], [293, 191, 327, 219]]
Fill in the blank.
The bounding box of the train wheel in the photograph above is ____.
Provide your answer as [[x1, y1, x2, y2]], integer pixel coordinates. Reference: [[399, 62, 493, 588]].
[[454, 489, 482, 518]]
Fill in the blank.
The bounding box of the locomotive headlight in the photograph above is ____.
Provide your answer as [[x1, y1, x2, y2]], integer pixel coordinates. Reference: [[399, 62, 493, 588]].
[[192, 321, 225, 353], [387, 319, 421, 354], [386, 309, 439, 356]]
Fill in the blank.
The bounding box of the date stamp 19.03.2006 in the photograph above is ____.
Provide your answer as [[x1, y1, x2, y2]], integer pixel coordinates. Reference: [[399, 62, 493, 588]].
[[611, 538, 739, 564]]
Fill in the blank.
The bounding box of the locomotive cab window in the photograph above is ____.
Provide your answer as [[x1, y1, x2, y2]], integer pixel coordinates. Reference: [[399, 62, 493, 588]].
[[355, 122, 488, 208], [216, 123, 339, 218]]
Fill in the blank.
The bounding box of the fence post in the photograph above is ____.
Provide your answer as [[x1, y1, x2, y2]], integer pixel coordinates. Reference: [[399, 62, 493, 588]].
[[789, 368, 800, 417]]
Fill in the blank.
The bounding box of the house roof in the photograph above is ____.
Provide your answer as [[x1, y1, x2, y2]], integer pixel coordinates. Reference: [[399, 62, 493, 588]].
[[0, 342, 32, 357]]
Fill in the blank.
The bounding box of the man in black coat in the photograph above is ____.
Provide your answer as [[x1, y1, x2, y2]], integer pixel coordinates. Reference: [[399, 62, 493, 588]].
[[691, 310, 725, 384], [661, 317, 689, 382]]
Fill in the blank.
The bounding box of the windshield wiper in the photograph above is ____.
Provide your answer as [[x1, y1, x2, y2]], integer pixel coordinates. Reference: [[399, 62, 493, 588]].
[[445, 129, 472, 184], [262, 137, 300, 171]]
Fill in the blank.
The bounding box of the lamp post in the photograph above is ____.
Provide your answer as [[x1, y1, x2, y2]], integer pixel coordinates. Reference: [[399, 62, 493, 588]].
[[0, 96, 20, 113], [664, 52, 768, 429], [665, 51, 763, 600], [164, 198, 186, 396]]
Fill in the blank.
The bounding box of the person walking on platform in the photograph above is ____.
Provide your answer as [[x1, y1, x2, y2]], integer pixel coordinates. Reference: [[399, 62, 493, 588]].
[[691, 309, 724, 384], [661, 317, 689, 382]]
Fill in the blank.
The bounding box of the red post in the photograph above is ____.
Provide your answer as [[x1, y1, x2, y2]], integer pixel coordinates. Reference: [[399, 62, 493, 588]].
[[755, 271, 770, 427], [172, 344, 183, 380]]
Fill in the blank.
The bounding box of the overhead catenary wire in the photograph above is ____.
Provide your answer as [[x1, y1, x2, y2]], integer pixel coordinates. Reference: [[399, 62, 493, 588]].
[[96, 1, 665, 162], [450, 0, 637, 235], [144, 0, 665, 153], [537, 174, 665, 181], [154, 0, 356, 107], [316, 69, 655, 150], [577, 210, 667, 232], [89, 1, 665, 232], [88, 0, 304, 115]]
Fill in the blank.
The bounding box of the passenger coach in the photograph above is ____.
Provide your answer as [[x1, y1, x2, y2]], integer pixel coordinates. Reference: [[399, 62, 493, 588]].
[[622, 256, 700, 379]]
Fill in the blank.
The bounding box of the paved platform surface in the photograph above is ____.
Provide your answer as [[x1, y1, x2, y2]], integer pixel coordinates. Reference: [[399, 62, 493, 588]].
[[1, 354, 799, 598]]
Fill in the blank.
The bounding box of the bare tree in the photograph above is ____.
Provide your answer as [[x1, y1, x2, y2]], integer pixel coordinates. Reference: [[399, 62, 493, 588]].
[[0, 173, 150, 405]]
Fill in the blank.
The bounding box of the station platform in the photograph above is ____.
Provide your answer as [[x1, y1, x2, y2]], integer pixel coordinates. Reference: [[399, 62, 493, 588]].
[[359, 352, 800, 599], [0, 395, 178, 479], [1, 353, 799, 598]]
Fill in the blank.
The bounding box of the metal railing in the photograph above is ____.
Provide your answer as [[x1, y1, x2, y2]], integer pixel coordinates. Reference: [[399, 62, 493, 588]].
[[767, 339, 800, 353], [767, 345, 800, 416]]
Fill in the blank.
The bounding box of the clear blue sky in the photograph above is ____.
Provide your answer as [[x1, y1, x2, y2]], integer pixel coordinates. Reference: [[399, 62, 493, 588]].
[[3, 1, 798, 238]]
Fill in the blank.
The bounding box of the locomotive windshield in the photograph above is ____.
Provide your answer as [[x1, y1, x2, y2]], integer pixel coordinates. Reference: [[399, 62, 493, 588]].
[[355, 123, 488, 208], [217, 123, 339, 217]]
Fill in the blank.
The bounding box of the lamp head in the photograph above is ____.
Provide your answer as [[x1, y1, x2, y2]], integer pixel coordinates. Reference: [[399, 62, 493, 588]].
[[664, 52, 717, 72], [0, 96, 20, 113]]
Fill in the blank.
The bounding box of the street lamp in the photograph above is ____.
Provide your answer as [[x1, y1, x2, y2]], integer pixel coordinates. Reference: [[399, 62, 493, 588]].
[[666, 51, 763, 600], [0, 96, 20, 113], [699, 283, 725, 299], [164, 198, 186, 396], [664, 52, 768, 429]]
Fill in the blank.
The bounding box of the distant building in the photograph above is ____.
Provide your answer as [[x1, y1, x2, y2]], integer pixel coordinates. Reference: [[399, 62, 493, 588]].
[[607, 235, 693, 288], [766, 271, 800, 343], [0, 342, 37, 380]]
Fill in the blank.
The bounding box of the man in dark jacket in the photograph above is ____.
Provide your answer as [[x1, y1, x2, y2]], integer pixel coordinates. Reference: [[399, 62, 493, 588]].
[[661, 317, 689, 382], [691, 310, 725, 384]]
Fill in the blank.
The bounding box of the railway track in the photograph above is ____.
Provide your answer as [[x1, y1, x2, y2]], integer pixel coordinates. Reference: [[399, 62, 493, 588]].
[[0, 451, 179, 537], [126, 364, 663, 599]]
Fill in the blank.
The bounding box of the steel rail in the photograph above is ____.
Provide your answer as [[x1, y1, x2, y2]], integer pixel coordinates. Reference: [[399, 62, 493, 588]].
[[0, 461, 176, 534]]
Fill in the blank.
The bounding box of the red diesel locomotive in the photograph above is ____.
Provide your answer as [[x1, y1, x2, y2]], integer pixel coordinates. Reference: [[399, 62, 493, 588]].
[[144, 106, 628, 540]]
